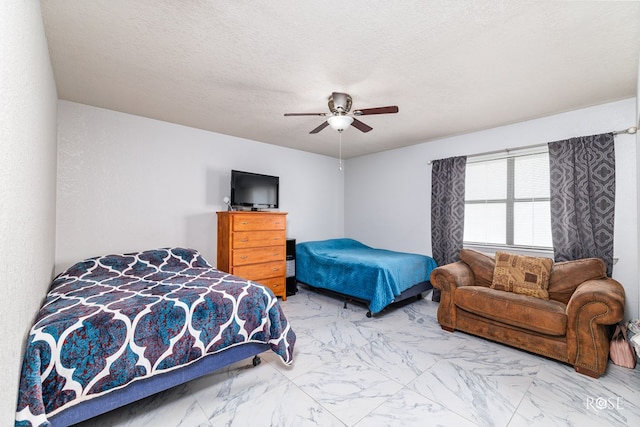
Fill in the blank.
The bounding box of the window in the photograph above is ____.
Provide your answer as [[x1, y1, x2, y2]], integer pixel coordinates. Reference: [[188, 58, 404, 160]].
[[464, 148, 553, 249]]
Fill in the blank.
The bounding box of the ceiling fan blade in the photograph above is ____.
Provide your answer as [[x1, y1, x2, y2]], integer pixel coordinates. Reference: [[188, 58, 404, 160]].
[[351, 118, 373, 133], [354, 106, 399, 116], [284, 112, 327, 116], [310, 121, 329, 134]]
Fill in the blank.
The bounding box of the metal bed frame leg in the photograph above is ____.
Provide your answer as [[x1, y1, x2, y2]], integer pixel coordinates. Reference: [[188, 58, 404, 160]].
[[252, 355, 261, 367], [344, 297, 373, 317]]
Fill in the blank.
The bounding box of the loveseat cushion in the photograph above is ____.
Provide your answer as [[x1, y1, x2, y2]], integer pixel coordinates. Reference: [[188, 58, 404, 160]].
[[548, 258, 606, 304], [455, 286, 567, 336], [491, 252, 553, 299], [459, 249, 495, 287]]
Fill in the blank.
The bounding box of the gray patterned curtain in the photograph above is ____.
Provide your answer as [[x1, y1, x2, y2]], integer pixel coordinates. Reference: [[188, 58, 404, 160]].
[[431, 156, 467, 301], [548, 133, 615, 276]]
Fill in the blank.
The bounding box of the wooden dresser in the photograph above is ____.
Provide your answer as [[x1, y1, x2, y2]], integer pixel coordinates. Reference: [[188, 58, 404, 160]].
[[216, 211, 287, 300]]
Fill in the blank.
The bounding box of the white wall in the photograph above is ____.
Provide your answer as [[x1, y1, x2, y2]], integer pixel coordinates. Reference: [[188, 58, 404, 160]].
[[636, 56, 640, 321], [0, 1, 58, 424], [346, 98, 639, 321], [56, 101, 344, 272]]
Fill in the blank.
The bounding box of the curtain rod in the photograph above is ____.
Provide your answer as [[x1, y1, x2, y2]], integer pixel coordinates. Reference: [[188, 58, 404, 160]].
[[427, 143, 545, 165], [427, 125, 638, 165], [612, 125, 638, 135]]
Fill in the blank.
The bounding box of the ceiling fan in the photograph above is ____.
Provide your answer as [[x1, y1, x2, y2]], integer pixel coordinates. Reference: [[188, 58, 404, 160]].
[[284, 92, 399, 134]]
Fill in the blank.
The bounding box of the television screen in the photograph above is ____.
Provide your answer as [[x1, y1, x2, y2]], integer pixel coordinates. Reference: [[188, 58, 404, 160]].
[[230, 170, 279, 209]]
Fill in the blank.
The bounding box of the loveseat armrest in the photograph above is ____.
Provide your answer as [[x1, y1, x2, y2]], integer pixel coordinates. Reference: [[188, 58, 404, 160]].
[[430, 262, 475, 331], [566, 278, 625, 377], [567, 278, 625, 325], [430, 261, 475, 293]]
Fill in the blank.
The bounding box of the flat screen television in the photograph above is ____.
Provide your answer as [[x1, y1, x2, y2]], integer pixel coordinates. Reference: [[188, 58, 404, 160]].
[[230, 170, 279, 210]]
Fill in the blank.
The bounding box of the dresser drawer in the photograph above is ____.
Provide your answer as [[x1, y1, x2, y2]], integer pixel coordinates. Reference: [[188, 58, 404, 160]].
[[255, 276, 285, 296], [232, 246, 285, 266], [233, 261, 286, 281], [232, 214, 286, 231], [232, 230, 285, 249]]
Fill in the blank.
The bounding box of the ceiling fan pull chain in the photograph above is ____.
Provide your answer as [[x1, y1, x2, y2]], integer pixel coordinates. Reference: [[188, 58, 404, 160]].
[[338, 133, 343, 171]]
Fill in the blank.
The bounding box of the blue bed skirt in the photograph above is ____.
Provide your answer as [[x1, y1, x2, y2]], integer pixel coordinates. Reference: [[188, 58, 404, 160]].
[[48, 343, 268, 426]]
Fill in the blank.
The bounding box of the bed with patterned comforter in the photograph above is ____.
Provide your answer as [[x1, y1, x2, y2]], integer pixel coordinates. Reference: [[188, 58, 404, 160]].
[[15, 247, 295, 427]]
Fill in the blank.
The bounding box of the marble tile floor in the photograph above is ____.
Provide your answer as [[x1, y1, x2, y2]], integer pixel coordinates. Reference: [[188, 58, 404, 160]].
[[77, 285, 640, 427]]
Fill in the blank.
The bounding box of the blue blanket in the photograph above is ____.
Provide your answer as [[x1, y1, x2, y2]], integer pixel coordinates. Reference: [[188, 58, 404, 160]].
[[296, 239, 437, 314]]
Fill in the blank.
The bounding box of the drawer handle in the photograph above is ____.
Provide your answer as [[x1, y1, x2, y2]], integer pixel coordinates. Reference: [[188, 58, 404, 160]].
[[273, 253, 280, 256], [241, 221, 249, 225], [240, 256, 248, 260], [240, 238, 249, 242], [273, 237, 280, 240], [272, 268, 280, 272]]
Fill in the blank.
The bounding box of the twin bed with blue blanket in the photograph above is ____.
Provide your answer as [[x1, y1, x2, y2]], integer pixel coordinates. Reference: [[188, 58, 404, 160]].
[[15, 248, 295, 427], [296, 239, 437, 317]]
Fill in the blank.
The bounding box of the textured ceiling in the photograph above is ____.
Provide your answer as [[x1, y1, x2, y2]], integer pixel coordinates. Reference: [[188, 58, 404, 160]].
[[41, 1, 640, 159]]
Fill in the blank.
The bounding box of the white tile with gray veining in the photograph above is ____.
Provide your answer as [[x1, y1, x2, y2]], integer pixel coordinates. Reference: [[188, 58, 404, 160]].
[[354, 387, 478, 427], [206, 381, 344, 427], [293, 356, 404, 426], [349, 311, 472, 385], [187, 358, 290, 422], [508, 357, 640, 427], [408, 339, 542, 427], [75, 286, 640, 427], [261, 333, 345, 380]]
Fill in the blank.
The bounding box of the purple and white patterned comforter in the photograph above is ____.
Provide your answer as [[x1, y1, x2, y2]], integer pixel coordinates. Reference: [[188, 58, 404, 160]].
[[15, 247, 295, 426]]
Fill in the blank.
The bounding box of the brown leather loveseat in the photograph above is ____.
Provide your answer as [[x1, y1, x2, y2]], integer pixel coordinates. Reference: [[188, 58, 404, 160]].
[[431, 249, 625, 378]]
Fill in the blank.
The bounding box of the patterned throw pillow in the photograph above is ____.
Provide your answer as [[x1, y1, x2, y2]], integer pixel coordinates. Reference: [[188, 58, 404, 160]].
[[491, 252, 553, 299]]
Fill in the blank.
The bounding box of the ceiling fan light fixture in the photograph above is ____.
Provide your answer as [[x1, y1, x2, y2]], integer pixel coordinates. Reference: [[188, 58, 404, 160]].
[[327, 115, 354, 132]]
